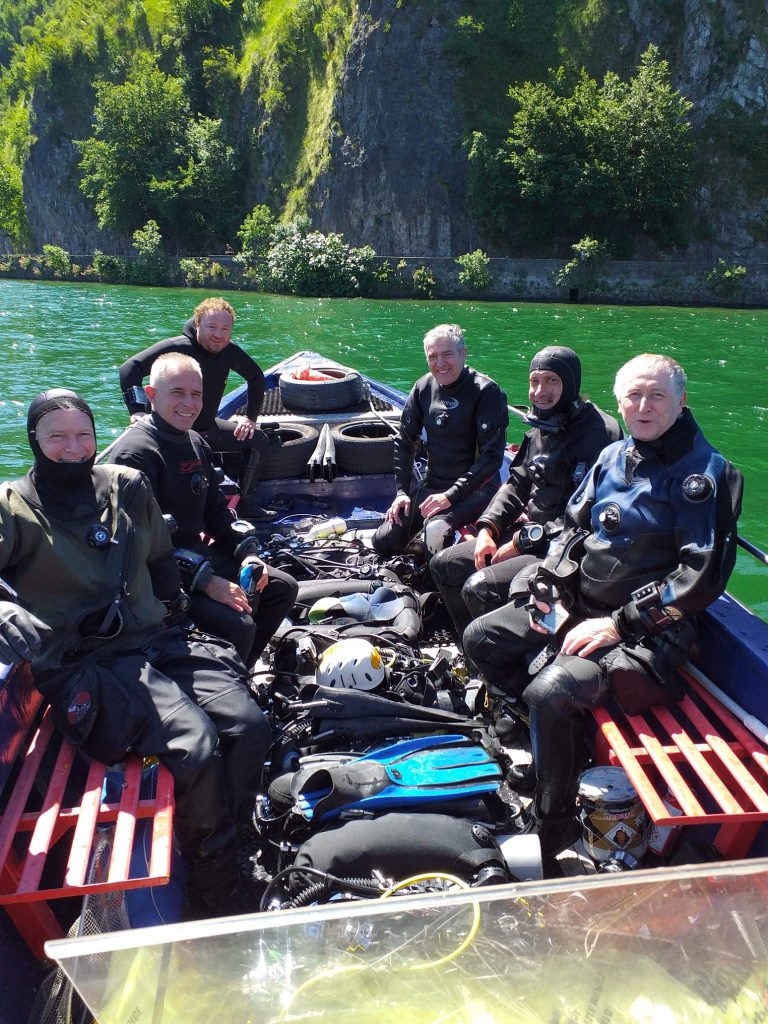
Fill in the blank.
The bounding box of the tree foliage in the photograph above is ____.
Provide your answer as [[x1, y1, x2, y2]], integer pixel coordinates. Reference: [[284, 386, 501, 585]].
[[78, 53, 190, 233], [237, 204, 277, 264], [77, 53, 240, 248], [455, 249, 492, 291], [266, 219, 376, 297], [469, 46, 694, 250]]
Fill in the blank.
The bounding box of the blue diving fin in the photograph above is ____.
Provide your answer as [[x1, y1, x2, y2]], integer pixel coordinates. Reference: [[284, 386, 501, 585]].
[[292, 733, 502, 822]]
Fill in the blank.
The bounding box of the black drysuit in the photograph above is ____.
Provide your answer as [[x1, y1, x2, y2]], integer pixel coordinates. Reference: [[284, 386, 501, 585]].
[[431, 399, 622, 637], [108, 412, 298, 666], [464, 409, 743, 825], [372, 366, 509, 554]]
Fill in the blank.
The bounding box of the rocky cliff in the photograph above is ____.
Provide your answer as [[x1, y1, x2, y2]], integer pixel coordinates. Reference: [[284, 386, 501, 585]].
[[309, 0, 477, 256], [7, 0, 768, 259]]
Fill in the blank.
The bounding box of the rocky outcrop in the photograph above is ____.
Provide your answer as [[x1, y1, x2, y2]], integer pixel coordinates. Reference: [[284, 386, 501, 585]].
[[309, 0, 478, 256], [22, 67, 131, 255], [10, 0, 768, 259]]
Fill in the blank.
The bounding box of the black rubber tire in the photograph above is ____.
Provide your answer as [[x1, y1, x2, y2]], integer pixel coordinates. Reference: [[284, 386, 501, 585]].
[[259, 424, 320, 480], [279, 367, 364, 411], [331, 420, 396, 475]]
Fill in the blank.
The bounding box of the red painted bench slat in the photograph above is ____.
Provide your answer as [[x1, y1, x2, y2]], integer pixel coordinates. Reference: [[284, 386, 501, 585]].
[[0, 703, 175, 958], [591, 665, 768, 860]]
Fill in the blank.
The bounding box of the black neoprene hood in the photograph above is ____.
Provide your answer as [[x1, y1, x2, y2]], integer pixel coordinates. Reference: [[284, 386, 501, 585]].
[[27, 388, 95, 441], [529, 346, 582, 415]]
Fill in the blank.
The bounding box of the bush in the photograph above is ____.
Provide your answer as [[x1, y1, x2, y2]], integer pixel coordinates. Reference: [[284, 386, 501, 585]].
[[92, 250, 130, 283], [455, 249, 492, 291], [706, 259, 747, 300], [236, 205, 276, 265], [179, 257, 230, 287], [266, 222, 377, 297], [41, 244, 70, 277], [131, 220, 170, 285], [556, 236, 613, 290], [412, 265, 437, 299]]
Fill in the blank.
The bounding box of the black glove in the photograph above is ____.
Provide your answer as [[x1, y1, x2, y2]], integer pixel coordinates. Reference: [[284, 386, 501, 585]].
[[0, 602, 50, 664]]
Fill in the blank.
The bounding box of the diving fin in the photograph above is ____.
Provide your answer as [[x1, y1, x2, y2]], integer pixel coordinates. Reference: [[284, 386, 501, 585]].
[[293, 733, 502, 822]]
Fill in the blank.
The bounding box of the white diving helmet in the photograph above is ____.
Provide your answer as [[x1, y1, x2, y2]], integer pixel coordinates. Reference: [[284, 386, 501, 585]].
[[316, 638, 386, 691]]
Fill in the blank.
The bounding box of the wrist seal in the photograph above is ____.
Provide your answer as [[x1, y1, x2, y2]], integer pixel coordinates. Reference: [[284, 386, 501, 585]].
[[618, 583, 675, 640], [513, 522, 546, 555]]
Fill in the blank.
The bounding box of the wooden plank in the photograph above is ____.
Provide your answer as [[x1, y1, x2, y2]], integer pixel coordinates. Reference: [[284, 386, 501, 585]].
[[65, 758, 107, 889], [16, 737, 75, 895], [623, 708, 706, 820], [0, 714, 56, 878], [108, 758, 141, 884]]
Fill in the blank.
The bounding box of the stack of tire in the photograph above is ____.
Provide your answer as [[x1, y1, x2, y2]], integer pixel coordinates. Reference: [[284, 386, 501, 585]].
[[255, 367, 396, 479]]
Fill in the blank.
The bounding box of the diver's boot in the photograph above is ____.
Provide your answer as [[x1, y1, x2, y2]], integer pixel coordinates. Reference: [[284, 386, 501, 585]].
[[507, 760, 536, 794], [516, 680, 585, 866], [511, 804, 582, 863], [187, 846, 254, 919], [236, 818, 268, 906], [237, 447, 277, 520]]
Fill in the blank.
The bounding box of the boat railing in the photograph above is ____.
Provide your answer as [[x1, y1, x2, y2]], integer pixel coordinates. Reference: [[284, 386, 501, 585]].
[[738, 535, 768, 566]]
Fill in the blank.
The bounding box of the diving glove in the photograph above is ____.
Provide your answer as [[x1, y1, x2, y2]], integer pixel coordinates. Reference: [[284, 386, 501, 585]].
[[0, 602, 50, 664]]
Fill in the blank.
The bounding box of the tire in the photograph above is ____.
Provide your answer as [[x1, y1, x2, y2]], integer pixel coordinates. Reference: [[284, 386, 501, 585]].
[[331, 420, 396, 475], [259, 423, 320, 479], [279, 367, 364, 411]]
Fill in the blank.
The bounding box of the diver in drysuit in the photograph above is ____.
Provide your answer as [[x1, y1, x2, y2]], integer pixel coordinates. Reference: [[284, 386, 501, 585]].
[[0, 388, 271, 915], [372, 324, 509, 556], [431, 346, 621, 640], [468, 354, 743, 863], [118, 297, 272, 516], [109, 353, 298, 667]]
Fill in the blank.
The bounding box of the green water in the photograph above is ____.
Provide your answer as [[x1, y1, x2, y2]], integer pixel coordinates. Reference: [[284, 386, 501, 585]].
[[1, 279, 765, 617]]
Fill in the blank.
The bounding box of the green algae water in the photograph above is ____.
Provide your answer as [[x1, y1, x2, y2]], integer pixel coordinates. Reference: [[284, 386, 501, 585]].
[[1, 279, 765, 617]]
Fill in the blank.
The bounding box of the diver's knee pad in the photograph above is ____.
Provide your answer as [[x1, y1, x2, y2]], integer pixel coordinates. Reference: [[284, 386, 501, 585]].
[[524, 661, 606, 717], [424, 517, 456, 555], [462, 570, 497, 619]]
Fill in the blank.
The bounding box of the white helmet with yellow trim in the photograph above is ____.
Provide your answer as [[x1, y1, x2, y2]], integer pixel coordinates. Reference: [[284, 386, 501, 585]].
[[316, 638, 386, 691]]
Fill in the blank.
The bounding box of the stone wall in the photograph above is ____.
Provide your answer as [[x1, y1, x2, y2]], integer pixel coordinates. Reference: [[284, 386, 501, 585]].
[[382, 257, 768, 306]]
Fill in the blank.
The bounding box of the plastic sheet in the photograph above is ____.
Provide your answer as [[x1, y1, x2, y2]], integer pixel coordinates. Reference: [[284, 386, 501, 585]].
[[47, 858, 768, 1023]]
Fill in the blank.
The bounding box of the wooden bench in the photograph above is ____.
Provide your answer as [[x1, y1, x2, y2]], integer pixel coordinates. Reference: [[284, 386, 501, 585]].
[[592, 663, 768, 860], [0, 663, 175, 959]]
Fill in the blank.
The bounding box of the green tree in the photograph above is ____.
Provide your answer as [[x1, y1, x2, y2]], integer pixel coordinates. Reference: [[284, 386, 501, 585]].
[[556, 236, 612, 291], [266, 220, 376, 297], [77, 53, 190, 234], [41, 244, 71, 277], [131, 219, 170, 284], [706, 258, 747, 300], [236, 204, 276, 264], [149, 117, 240, 248], [455, 249, 492, 291], [470, 46, 693, 249], [0, 160, 29, 249]]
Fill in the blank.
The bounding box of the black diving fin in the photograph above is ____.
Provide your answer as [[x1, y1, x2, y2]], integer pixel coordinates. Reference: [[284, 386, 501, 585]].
[[292, 733, 502, 822]]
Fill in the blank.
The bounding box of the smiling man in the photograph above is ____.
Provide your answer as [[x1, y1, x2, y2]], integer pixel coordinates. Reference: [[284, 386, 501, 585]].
[[371, 324, 509, 556], [109, 354, 297, 669], [118, 297, 272, 516], [0, 388, 272, 915], [465, 353, 743, 866], [432, 346, 621, 640]]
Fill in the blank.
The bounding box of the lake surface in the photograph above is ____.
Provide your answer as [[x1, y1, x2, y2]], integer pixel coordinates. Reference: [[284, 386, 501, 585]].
[[1, 279, 765, 617]]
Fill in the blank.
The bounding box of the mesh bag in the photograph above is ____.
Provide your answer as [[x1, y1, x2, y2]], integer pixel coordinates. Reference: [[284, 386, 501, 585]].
[[28, 828, 130, 1024]]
